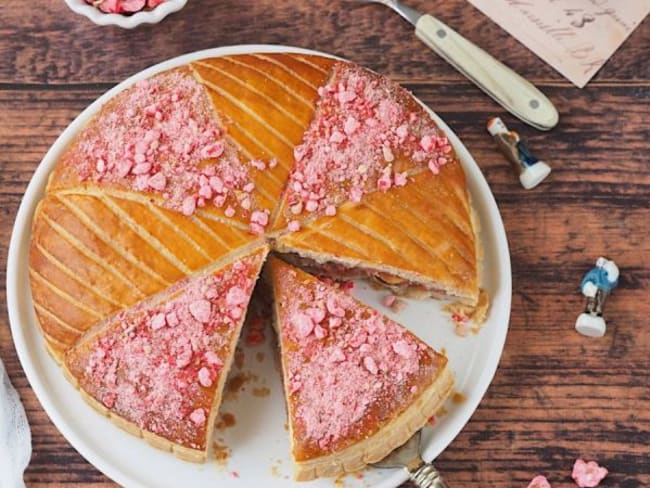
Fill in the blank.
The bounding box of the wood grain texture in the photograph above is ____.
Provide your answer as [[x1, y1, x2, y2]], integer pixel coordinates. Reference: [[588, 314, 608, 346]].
[[0, 0, 648, 486]]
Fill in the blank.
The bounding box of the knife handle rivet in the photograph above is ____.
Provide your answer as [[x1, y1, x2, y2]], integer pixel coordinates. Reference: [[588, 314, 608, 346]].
[[530, 99, 540, 109], [436, 29, 446, 38]]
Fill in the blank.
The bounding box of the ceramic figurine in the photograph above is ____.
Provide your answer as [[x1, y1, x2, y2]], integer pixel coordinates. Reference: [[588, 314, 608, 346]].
[[487, 117, 551, 189], [576, 257, 619, 337]]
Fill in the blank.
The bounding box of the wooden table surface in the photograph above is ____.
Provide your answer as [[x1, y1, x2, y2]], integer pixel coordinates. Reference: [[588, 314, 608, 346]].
[[1, 1, 648, 487]]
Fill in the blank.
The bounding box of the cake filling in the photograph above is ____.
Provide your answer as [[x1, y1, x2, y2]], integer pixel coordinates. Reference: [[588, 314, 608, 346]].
[[278, 251, 450, 298]]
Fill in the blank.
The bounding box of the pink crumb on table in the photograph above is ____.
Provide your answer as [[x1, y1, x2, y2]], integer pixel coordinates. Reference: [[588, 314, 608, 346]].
[[284, 62, 453, 217], [572, 459, 608, 488], [527, 475, 552, 488], [279, 271, 436, 453]]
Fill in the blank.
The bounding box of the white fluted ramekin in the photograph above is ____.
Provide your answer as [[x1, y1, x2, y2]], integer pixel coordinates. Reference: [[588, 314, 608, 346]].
[[63, 0, 187, 29]]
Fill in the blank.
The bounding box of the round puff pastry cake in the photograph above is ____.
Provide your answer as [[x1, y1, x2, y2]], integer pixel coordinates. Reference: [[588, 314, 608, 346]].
[[28, 52, 482, 478]]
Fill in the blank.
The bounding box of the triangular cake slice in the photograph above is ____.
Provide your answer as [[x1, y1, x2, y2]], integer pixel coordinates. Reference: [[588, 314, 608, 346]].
[[267, 256, 454, 480], [271, 60, 481, 305], [64, 244, 269, 461]]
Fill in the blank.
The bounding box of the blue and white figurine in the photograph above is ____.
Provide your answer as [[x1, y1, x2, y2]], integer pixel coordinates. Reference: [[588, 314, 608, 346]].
[[575, 257, 619, 337], [487, 117, 551, 189]]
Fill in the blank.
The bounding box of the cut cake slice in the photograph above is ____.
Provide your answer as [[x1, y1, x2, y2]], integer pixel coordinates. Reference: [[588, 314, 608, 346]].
[[271, 60, 481, 305], [64, 244, 269, 462], [274, 165, 480, 304], [267, 256, 454, 480]]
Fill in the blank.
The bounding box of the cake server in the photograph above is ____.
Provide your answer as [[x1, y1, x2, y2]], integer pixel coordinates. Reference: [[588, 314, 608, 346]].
[[353, 0, 559, 131], [372, 429, 449, 488]]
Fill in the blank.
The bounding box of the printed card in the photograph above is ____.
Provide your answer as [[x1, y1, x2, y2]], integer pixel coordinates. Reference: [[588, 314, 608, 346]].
[[466, 0, 650, 87]]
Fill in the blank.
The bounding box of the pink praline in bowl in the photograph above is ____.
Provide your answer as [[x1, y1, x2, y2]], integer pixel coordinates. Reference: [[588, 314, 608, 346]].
[[63, 0, 187, 28]]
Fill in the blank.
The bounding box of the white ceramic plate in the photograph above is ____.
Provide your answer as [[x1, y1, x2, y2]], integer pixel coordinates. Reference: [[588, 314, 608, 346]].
[[7, 45, 511, 488]]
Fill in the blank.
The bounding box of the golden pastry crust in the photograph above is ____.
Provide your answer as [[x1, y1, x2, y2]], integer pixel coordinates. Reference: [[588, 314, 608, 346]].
[[274, 162, 480, 305], [294, 367, 454, 480], [64, 244, 268, 460], [268, 256, 455, 480], [63, 362, 211, 461]]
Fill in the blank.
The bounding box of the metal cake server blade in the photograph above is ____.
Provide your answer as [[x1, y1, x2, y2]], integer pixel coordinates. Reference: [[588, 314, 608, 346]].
[[351, 0, 559, 131], [372, 430, 449, 488]]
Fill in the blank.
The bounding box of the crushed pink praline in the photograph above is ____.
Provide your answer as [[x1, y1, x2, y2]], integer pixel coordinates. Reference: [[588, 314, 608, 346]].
[[279, 269, 435, 452], [75, 255, 259, 448], [189, 408, 206, 426], [73, 70, 271, 234], [284, 62, 453, 219]]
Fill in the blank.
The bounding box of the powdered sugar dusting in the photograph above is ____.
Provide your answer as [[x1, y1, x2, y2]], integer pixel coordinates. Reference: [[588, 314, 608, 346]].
[[68, 254, 261, 450], [276, 265, 438, 458], [72, 69, 270, 234], [284, 62, 452, 221]]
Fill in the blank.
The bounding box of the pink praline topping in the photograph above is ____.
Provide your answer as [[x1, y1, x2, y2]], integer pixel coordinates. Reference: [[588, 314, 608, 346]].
[[314, 325, 327, 339], [165, 311, 179, 327], [205, 351, 221, 366], [284, 63, 451, 218], [75, 257, 260, 444], [363, 356, 378, 374], [148, 172, 167, 191], [182, 196, 197, 216], [250, 210, 269, 226], [278, 268, 435, 453], [293, 312, 315, 338], [189, 299, 211, 323], [394, 172, 408, 187], [326, 296, 345, 317], [197, 367, 213, 387], [74, 71, 252, 220], [150, 313, 166, 330], [226, 286, 247, 306], [305, 307, 326, 324], [392, 340, 415, 359], [189, 408, 206, 426]]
